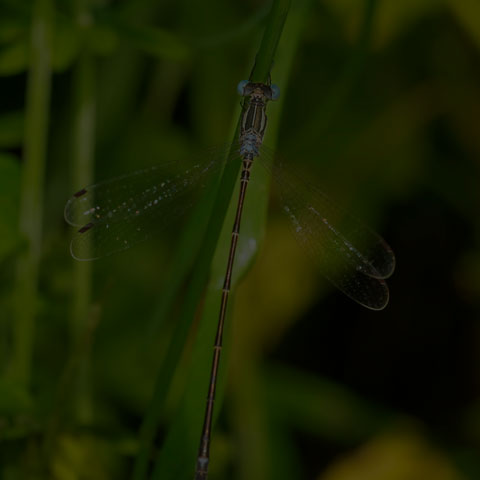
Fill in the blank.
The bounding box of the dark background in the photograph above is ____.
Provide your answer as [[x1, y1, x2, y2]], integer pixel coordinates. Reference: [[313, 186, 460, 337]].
[[1, 0, 479, 479]]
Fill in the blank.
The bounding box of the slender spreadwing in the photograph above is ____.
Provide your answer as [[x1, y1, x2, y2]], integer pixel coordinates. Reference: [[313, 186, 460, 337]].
[[65, 80, 395, 479]]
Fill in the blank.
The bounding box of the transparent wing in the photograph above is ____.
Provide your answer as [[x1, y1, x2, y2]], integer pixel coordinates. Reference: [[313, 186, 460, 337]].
[[65, 146, 238, 260], [258, 147, 395, 310]]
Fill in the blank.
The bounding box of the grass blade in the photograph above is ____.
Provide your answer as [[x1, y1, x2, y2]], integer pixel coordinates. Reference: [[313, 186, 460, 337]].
[[10, 0, 53, 386]]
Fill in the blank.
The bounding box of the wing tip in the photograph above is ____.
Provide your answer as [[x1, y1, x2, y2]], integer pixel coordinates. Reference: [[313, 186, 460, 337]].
[[64, 188, 89, 226], [360, 284, 390, 311], [69, 239, 98, 262]]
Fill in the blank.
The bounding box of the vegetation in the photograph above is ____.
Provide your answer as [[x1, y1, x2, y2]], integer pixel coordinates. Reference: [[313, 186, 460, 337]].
[[1, 0, 479, 479]]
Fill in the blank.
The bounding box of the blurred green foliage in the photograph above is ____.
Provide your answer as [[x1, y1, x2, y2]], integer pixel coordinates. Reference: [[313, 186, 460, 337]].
[[1, 0, 480, 479]]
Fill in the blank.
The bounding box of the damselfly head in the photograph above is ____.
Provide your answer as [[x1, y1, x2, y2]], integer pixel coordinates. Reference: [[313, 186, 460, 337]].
[[236, 80, 280, 101]]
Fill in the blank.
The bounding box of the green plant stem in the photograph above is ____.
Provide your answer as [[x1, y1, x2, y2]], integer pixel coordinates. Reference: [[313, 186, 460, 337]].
[[11, 0, 53, 387], [142, 1, 291, 479], [70, 45, 96, 422], [42, 6, 96, 471], [250, 0, 291, 83], [227, 2, 313, 478]]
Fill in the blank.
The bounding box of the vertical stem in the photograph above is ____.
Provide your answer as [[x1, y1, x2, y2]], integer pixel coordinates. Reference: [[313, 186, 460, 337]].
[[43, 5, 96, 469], [251, 0, 291, 82], [70, 44, 96, 421], [10, 0, 53, 386], [146, 2, 291, 479]]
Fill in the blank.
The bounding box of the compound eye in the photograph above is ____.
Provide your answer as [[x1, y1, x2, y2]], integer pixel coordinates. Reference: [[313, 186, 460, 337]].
[[237, 80, 249, 96], [270, 84, 280, 100]]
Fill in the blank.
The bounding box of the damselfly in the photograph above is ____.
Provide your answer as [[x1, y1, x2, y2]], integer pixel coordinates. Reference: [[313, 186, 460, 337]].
[[65, 80, 395, 479]]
